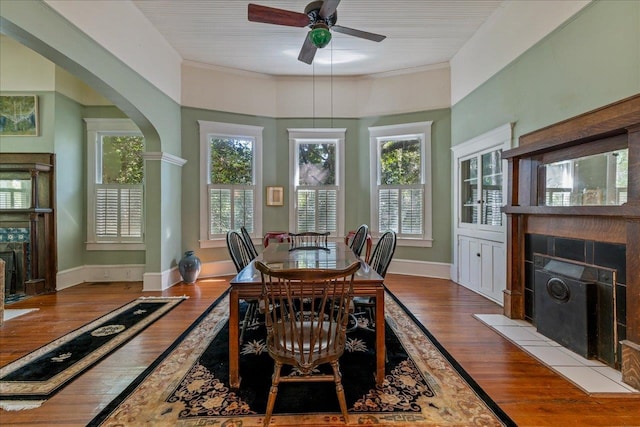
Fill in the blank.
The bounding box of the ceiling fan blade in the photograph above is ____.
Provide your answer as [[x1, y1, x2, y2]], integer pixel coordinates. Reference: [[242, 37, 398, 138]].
[[298, 35, 318, 64], [248, 3, 310, 27], [319, 0, 341, 19], [332, 25, 386, 42]]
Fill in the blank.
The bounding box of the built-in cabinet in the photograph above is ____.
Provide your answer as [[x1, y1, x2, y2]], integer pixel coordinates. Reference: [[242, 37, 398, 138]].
[[452, 124, 512, 305]]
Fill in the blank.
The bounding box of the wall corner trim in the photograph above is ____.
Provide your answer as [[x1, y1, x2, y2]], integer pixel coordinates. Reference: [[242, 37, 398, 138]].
[[142, 151, 187, 166]]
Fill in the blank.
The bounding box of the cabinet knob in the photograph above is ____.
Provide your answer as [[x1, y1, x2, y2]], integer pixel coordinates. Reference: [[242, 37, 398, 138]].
[[477, 200, 483, 204], [476, 253, 481, 257]]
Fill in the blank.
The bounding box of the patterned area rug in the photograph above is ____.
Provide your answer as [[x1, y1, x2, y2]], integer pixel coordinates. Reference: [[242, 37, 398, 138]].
[[89, 290, 514, 426], [0, 296, 186, 410]]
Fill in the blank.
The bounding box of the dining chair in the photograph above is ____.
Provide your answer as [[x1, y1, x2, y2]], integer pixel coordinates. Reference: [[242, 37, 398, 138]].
[[349, 224, 369, 257], [288, 231, 329, 250], [240, 226, 259, 258], [255, 260, 361, 426], [351, 231, 397, 330], [226, 230, 259, 343]]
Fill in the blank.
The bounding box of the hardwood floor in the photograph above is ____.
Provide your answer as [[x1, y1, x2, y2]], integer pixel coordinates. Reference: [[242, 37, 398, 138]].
[[1, 274, 639, 426]]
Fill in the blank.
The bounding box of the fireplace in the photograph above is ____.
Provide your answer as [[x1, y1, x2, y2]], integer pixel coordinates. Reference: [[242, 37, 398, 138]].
[[502, 94, 640, 389]]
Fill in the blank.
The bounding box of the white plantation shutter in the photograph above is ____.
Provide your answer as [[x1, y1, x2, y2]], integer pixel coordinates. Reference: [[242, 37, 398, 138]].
[[96, 184, 143, 239], [120, 187, 143, 237], [234, 188, 254, 233], [378, 188, 399, 232], [296, 188, 337, 233], [208, 186, 254, 238], [401, 188, 423, 234], [378, 187, 423, 236]]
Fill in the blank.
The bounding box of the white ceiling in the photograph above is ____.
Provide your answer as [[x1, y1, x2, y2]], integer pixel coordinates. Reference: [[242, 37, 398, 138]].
[[132, 0, 503, 77]]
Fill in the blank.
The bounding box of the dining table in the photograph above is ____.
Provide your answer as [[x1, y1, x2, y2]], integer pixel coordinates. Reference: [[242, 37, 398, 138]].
[[228, 240, 386, 388]]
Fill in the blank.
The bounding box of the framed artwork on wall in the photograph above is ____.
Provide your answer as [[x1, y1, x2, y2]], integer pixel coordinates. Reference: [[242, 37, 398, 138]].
[[266, 186, 284, 206], [0, 95, 39, 136]]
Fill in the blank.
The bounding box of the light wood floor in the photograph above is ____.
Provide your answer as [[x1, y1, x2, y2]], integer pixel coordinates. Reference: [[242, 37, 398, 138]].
[[1, 274, 639, 426]]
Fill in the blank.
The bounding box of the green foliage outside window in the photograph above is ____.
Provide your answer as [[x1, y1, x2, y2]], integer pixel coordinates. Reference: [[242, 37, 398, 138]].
[[102, 135, 144, 184], [380, 139, 421, 185], [298, 143, 335, 186], [210, 138, 253, 184]]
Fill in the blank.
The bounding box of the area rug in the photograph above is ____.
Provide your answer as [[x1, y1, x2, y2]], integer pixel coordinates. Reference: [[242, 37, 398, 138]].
[[89, 291, 514, 426], [0, 296, 186, 410]]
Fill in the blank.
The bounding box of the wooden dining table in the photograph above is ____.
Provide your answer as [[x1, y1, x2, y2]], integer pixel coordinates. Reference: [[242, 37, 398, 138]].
[[228, 241, 386, 388]]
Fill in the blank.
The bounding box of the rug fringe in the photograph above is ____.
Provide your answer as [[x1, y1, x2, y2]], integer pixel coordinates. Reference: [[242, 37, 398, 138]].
[[0, 400, 45, 411]]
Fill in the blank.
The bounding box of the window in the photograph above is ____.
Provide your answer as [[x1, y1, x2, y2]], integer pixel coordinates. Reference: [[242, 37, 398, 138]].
[[85, 119, 145, 250], [288, 128, 345, 236], [369, 122, 432, 246], [199, 121, 263, 247]]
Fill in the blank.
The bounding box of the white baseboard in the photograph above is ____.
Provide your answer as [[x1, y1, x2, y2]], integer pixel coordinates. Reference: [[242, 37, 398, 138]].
[[56, 259, 449, 291], [387, 258, 452, 280], [57, 264, 145, 290]]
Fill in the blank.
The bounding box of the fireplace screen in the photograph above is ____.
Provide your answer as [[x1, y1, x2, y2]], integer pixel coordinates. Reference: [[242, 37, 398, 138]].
[[534, 254, 618, 366]]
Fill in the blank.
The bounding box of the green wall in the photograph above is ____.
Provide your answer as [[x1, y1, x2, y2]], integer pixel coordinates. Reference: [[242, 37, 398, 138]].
[[181, 107, 452, 264], [53, 93, 84, 270], [452, 0, 640, 147]]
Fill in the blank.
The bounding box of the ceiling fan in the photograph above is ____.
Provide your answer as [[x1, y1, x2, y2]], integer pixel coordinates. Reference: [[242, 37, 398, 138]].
[[248, 0, 386, 65]]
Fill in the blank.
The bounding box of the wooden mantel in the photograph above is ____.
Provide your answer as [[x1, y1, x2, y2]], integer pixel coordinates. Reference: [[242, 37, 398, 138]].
[[501, 94, 640, 389]]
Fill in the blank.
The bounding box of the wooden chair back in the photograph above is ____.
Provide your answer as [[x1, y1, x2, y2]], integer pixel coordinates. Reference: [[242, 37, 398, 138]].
[[369, 230, 397, 277], [349, 224, 369, 257], [255, 261, 360, 370], [240, 226, 259, 258], [226, 230, 255, 273], [288, 231, 330, 250]]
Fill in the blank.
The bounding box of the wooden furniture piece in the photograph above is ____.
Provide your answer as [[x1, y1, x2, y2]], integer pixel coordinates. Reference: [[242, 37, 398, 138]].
[[262, 231, 290, 248], [352, 230, 397, 327], [226, 230, 258, 344], [344, 229, 372, 261], [255, 260, 360, 426], [229, 241, 385, 388], [0, 153, 56, 298], [0, 259, 4, 326], [240, 226, 259, 259], [348, 224, 369, 258], [288, 231, 329, 250], [502, 94, 640, 389]]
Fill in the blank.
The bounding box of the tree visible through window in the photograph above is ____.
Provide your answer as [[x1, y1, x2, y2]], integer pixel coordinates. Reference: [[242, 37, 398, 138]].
[[208, 137, 255, 236], [369, 121, 432, 245], [296, 142, 337, 233], [378, 137, 423, 235], [96, 135, 144, 239]]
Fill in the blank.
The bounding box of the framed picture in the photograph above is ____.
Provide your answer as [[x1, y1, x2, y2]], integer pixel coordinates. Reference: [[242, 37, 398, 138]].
[[266, 186, 284, 206], [0, 95, 39, 136]]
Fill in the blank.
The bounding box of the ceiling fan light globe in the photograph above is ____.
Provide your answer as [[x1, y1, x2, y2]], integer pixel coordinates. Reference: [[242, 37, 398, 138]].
[[309, 27, 332, 48]]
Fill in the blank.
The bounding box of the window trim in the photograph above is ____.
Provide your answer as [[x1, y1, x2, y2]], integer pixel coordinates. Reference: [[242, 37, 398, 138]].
[[85, 118, 145, 251], [369, 121, 433, 247], [288, 128, 346, 237], [198, 120, 263, 248]]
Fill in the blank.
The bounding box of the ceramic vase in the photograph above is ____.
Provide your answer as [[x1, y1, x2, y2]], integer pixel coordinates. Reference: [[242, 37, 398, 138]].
[[178, 250, 201, 284]]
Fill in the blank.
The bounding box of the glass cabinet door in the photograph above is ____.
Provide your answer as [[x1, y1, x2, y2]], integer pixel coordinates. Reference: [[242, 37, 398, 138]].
[[460, 157, 478, 225], [459, 148, 503, 228], [480, 150, 502, 226]]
